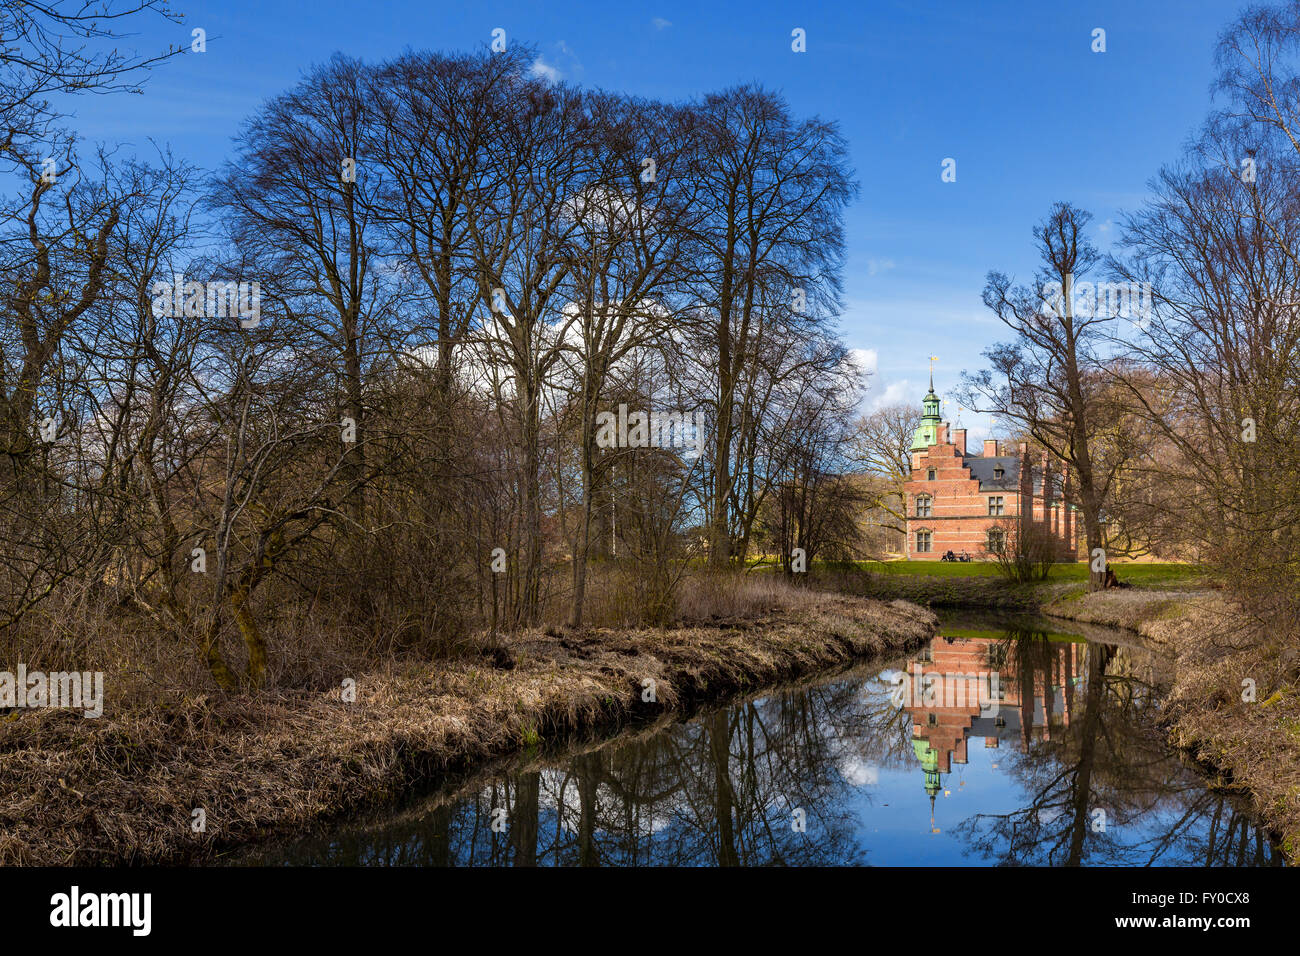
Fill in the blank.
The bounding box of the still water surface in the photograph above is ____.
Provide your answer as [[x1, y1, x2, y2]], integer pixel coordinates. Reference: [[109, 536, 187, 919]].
[[250, 612, 1282, 866]]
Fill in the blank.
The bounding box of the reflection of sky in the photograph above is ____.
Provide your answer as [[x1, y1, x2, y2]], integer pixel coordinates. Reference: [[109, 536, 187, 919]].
[[843, 716, 1030, 866], [837, 677, 1025, 866], [820, 662, 1268, 866], [256, 628, 1278, 867]]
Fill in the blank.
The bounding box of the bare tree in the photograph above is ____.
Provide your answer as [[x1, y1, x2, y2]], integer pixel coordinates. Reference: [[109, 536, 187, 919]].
[[0, 0, 182, 127], [1111, 5, 1300, 616], [555, 93, 698, 626], [849, 401, 921, 545], [368, 47, 531, 393], [685, 86, 856, 568], [963, 203, 1133, 590], [461, 78, 597, 626], [211, 54, 397, 526], [0, 147, 138, 629]]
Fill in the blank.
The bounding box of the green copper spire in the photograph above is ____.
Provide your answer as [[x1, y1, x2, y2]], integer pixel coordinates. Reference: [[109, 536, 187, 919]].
[[912, 738, 943, 797], [910, 366, 943, 452]]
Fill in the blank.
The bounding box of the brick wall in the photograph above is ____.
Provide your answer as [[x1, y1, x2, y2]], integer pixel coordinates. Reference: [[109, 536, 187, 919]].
[[905, 435, 1077, 560]]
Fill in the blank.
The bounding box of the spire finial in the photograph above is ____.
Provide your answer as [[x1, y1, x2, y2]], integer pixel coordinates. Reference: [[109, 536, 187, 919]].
[[928, 355, 938, 392]]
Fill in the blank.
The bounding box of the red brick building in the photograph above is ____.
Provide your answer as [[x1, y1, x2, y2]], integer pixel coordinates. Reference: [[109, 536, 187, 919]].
[[903, 383, 1077, 560]]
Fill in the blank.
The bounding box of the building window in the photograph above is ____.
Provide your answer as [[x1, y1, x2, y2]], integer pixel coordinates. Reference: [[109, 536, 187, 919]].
[[987, 528, 1007, 553], [916, 530, 932, 553], [927, 713, 938, 727], [993, 466, 1005, 479], [988, 496, 1004, 516], [915, 494, 932, 518], [926, 467, 936, 481]]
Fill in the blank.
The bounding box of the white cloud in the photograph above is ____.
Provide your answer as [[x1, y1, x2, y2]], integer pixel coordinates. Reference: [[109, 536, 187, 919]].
[[838, 757, 880, 787], [529, 41, 583, 86], [652, 17, 672, 29], [866, 257, 896, 276], [529, 56, 563, 85], [867, 378, 912, 411], [849, 347, 878, 377]]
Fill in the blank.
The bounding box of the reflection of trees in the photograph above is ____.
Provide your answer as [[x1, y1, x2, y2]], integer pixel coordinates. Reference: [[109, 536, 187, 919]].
[[251, 630, 1282, 867], [951, 631, 1283, 866], [259, 663, 901, 866]]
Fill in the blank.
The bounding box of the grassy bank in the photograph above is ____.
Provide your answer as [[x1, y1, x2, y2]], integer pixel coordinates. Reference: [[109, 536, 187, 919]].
[[1043, 588, 1300, 858], [852, 559, 1203, 586], [811, 562, 1061, 610], [811, 561, 1203, 610], [0, 585, 935, 866]]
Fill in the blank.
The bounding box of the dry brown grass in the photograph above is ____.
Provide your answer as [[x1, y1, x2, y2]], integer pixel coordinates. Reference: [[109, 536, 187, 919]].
[[537, 564, 822, 629], [0, 588, 934, 865], [1046, 588, 1300, 859], [673, 571, 821, 622], [1043, 588, 1196, 633]]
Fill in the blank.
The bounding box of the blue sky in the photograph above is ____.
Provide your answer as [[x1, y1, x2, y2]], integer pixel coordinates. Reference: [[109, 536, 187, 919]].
[[63, 0, 1238, 439]]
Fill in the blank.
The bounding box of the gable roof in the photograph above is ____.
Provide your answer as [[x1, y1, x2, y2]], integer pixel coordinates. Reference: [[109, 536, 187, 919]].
[[963, 454, 1020, 491]]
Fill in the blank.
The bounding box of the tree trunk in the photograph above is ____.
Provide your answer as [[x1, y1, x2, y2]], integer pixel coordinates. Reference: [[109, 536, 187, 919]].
[[229, 587, 268, 689], [1065, 644, 1110, 865], [516, 382, 544, 627], [709, 709, 739, 866], [570, 380, 598, 628], [510, 772, 540, 867]]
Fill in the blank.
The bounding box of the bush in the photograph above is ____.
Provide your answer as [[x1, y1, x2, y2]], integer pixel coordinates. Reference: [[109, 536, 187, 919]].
[[990, 516, 1060, 584]]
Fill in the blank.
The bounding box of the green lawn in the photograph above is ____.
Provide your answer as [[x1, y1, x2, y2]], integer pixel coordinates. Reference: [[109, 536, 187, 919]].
[[840, 560, 1204, 588]]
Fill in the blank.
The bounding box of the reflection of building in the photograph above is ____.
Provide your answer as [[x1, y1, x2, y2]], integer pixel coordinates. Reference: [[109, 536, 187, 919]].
[[903, 635, 1087, 803]]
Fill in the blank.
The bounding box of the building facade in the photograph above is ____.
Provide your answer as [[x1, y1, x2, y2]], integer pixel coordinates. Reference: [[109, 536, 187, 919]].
[[903, 383, 1077, 560]]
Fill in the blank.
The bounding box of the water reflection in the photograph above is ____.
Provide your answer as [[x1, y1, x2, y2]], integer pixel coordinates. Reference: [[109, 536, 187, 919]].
[[251, 617, 1283, 867]]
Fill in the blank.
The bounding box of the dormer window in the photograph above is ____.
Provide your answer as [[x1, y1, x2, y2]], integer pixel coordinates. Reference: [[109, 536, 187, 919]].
[[993, 466, 1005, 479], [926, 468, 936, 481]]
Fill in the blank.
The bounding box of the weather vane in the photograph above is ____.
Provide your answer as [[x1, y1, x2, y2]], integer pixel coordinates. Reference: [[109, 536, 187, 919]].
[[928, 355, 938, 390]]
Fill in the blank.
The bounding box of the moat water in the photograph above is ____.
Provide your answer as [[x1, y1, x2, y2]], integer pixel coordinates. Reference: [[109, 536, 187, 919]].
[[245, 611, 1283, 867]]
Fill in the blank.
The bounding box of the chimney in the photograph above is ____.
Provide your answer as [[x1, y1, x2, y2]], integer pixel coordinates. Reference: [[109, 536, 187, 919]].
[[937, 423, 948, 445], [953, 428, 967, 455], [983, 438, 998, 457]]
